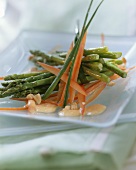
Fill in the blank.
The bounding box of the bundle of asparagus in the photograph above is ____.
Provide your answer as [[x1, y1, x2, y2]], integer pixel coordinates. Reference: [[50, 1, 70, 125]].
[[29, 46, 126, 82], [0, 72, 56, 98], [0, 46, 127, 99]]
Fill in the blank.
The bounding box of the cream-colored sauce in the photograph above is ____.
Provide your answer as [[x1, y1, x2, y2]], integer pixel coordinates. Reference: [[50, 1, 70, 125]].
[[107, 81, 115, 86], [59, 106, 81, 116], [27, 97, 106, 116], [58, 104, 106, 117], [36, 103, 57, 113], [85, 104, 106, 116]]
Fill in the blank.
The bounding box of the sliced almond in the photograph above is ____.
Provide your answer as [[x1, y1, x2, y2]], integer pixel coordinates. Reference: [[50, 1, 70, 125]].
[[26, 94, 34, 100], [33, 93, 41, 104], [27, 100, 36, 114], [26, 93, 41, 104]]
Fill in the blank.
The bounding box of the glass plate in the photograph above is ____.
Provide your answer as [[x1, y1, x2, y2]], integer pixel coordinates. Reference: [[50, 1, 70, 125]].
[[0, 30, 136, 127]]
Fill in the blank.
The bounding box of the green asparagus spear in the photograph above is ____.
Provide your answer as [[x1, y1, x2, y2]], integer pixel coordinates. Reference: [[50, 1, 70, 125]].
[[1, 76, 56, 98], [29, 56, 46, 66], [79, 75, 98, 84], [82, 62, 103, 72], [2, 72, 53, 88], [50, 55, 65, 65], [99, 52, 122, 59], [109, 59, 123, 65], [82, 54, 99, 62], [0, 88, 5, 91], [79, 70, 114, 84], [103, 70, 114, 77], [84, 46, 122, 59], [12, 88, 46, 98], [84, 46, 109, 56], [85, 75, 96, 82], [12, 85, 59, 98], [100, 66, 109, 72], [78, 67, 89, 84], [30, 50, 50, 60], [4, 72, 43, 81], [58, 52, 67, 58], [104, 61, 127, 78], [83, 66, 110, 83], [30, 50, 65, 65], [54, 51, 67, 58]]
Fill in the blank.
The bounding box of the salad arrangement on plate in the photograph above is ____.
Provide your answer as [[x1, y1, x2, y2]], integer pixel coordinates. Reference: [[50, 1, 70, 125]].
[[0, 0, 134, 117]]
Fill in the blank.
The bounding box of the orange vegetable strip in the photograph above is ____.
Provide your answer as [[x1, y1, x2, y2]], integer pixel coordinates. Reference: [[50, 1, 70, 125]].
[[58, 85, 67, 107], [118, 65, 126, 70], [86, 81, 105, 94], [58, 91, 79, 107], [11, 97, 57, 106], [57, 42, 74, 102], [72, 32, 87, 81], [11, 97, 27, 101], [122, 57, 127, 65], [101, 33, 105, 46], [110, 74, 120, 80], [83, 81, 99, 89], [48, 92, 58, 98], [57, 82, 65, 102], [125, 66, 136, 73], [0, 106, 27, 111], [86, 83, 106, 105], [77, 92, 86, 115], [38, 62, 87, 96], [45, 96, 58, 102], [69, 32, 87, 103], [65, 42, 74, 67], [58, 83, 81, 106], [58, 95, 78, 106], [0, 77, 4, 80]]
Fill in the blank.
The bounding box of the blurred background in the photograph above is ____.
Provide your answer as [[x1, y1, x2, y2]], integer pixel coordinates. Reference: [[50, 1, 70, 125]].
[[0, 0, 136, 52]]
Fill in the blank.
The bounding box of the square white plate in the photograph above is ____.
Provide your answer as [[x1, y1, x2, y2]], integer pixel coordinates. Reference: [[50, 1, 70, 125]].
[[0, 30, 136, 127]]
